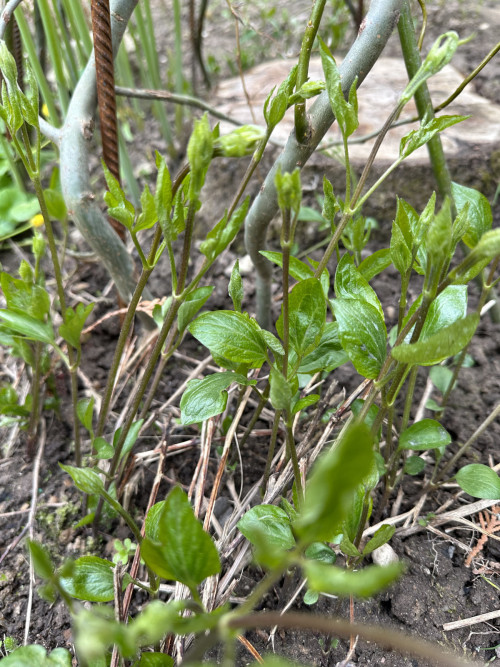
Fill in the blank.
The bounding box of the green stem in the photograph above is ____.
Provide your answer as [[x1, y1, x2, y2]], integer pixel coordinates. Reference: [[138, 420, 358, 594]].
[[26, 342, 43, 457], [261, 408, 281, 497], [32, 170, 82, 465], [177, 201, 197, 294], [239, 381, 269, 449], [94, 298, 182, 528], [95, 259, 156, 438], [294, 0, 327, 143], [286, 417, 304, 507], [401, 365, 418, 432], [281, 208, 291, 377], [398, 0, 452, 200], [313, 103, 403, 279]]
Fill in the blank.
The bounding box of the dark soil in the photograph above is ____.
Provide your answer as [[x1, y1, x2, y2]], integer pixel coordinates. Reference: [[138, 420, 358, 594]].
[[1, 1, 500, 666]]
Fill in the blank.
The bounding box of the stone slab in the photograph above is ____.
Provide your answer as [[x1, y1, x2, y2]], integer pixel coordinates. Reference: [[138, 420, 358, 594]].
[[214, 56, 500, 165]]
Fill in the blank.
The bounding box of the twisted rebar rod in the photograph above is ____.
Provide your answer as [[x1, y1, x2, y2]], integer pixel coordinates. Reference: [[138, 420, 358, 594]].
[[60, 0, 139, 302], [91, 0, 125, 241]]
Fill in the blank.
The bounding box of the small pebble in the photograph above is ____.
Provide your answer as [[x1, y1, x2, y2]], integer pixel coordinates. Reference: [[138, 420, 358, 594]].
[[371, 543, 399, 566]]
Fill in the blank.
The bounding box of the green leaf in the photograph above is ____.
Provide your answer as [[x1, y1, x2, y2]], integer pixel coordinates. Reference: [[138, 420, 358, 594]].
[[303, 589, 319, 606], [94, 436, 114, 459], [113, 419, 144, 462], [304, 560, 403, 598], [214, 124, 266, 158], [291, 394, 320, 416], [390, 198, 413, 276], [43, 188, 67, 221], [399, 419, 451, 451], [0, 646, 72, 667], [322, 176, 340, 228], [260, 251, 314, 282], [140, 487, 220, 588], [189, 310, 267, 367], [392, 313, 479, 366], [288, 79, 326, 104], [263, 66, 297, 129], [238, 505, 295, 553], [340, 534, 361, 558], [420, 285, 467, 340], [319, 38, 358, 138], [334, 254, 383, 318], [358, 248, 392, 281], [134, 653, 174, 667], [59, 464, 104, 495], [77, 396, 94, 434], [400, 115, 468, 159], [298, 321, 348, 374], [0, 308, 55, 344], [276, 278, 326, 357], [429, 365, 454, 394], [275, 167, 301, 215], [59, 556, 128, 602], [103, 161, 135, 230], [362, 525, 395, 556], [332, 298, 387, 379], [134, 184, 158, 232], [180, 371, 255, 425], [177, 286, 214, 334], [404, 456, 425, 475], [28, 540, 54, 579], [1, 273, 50, 320], [468, 228, 500, 263], [425, 198, 452, 278], [9, 198, 40, 222], [200, 198, 249, 262], [401, 32, 460, 105], [261, 329, 285, 358], [228, 261, 243, 313], [294, 422, 374, 543], [145, 502, 166, 542], [59, 303, 94, 350], [155, 151, 173, 237], [451, 182, 492, 248], [187, 114, 213, 198], [455, 464, 500, 499], [304, 542, 336, 564], [269, 368, 292, 412]]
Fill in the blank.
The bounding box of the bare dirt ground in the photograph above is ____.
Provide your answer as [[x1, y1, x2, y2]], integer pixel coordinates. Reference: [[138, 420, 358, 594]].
[[1, 1, 499, 665]]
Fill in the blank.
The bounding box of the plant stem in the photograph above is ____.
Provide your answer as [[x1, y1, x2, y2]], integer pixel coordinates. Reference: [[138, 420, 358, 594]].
[[26, 342, 43, 458], [240, 381, 270, 450], [294, 0, 327, 143], [94, 298, 181, 527], [261, 408, 281, 497], [401, 365, 418, 432], [397, 0, 452, 200], [286, 418, 304, 507], [227, 612, 476, 667], [95, 256, 157, 438], [32, 170, 82, 465], [281, 208, 291, 377], [313, 103, 403, 279]]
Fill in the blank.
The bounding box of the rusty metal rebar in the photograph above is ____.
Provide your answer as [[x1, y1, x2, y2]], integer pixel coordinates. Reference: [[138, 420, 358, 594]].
[[91, 0, 125, 241]]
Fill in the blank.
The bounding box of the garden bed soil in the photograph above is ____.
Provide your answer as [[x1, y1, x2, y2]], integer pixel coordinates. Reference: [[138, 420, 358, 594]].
[[1, 1, 500, 665]]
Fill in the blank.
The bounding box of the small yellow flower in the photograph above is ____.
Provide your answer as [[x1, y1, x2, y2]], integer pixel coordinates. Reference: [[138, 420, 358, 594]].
[[41, 103, 49, 118], [30, 213, 44, 227]]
